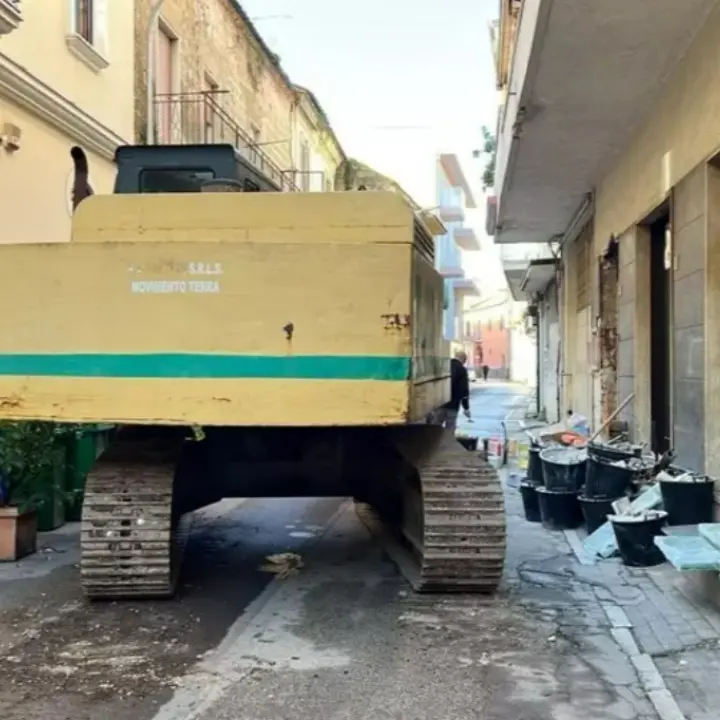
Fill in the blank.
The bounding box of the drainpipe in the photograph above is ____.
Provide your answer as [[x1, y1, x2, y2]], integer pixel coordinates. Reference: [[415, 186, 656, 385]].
[[145, 0, 166, 145]]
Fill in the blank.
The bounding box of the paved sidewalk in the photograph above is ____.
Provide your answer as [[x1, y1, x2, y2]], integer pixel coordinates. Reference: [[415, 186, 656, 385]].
[[500, 407, 720, 719]]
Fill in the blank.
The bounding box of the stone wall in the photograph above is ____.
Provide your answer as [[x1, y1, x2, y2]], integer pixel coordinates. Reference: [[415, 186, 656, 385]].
[[598, 244, 618, 426], [134, 0, 294, 171]]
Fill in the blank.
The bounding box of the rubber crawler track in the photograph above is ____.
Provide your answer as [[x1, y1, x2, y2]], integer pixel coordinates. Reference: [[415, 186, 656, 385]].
[[403, 432, 506, 592], [357, 429, 506, 594], [80, 433, 186, 600]]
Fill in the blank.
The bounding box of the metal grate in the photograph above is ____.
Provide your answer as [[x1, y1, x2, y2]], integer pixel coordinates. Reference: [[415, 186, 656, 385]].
[[153, 91, 299, 192]]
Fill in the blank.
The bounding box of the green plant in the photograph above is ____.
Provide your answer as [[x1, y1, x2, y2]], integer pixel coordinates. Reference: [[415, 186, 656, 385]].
[[0, 421, 81, 512], [480, 126, 496, 192]]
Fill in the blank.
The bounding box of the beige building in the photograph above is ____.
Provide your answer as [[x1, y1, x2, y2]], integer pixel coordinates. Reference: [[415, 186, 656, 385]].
[[291, 85, 344, 192], [492, 0, 720, 474], [0, 0, 134, 244], [136, 0, 336, 191]]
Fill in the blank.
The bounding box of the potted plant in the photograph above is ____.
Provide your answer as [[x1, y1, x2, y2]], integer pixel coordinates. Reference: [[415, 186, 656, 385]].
[[0, 421, 80, 559]]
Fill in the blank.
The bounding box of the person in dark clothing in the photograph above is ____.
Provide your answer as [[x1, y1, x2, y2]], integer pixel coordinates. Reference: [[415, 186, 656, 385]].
[[482, 364, 490, 381], [433, 350, 472, 430]]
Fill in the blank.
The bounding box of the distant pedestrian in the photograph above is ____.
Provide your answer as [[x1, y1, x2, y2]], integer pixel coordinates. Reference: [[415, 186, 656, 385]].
[[482, 364, 490, 381], [431, 351, 472, 431]]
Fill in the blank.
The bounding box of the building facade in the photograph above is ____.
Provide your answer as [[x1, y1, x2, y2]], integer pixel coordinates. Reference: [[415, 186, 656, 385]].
[[492, 0, 720, 472], [0, 0, 133, 244], [463, 294, 511, 379], [435, 153, 482, 343], [291, 86, 344, 191], [135, 0, 312, 190]]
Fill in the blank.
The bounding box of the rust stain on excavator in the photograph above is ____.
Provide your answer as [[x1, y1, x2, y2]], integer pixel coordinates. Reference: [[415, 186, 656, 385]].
[[381, 314, 411, 331], [0, 395, 22, 409]]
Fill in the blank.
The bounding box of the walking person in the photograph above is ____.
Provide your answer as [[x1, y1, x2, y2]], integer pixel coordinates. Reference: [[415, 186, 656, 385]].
[[432, 351, 472, 431], [482, 364, 490, 382]]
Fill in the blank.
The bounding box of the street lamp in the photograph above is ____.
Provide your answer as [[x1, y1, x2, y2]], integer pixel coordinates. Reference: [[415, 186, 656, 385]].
[[146, 0, 166, 145]]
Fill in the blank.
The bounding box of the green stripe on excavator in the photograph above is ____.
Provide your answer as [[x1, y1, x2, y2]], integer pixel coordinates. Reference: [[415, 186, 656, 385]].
[[0, 353, 413, 380]]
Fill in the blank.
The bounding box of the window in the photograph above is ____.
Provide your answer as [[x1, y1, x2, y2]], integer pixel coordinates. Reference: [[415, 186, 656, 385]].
[[300, 141, 310, 191], [139, 169, 215, 194], [155, 25, 177, 142], [203, 73, 220, 143], [248, 125, 262, 166], [76, 0, 93, 44], [0, 0, 23, 38], [66, 0, 109, 72]]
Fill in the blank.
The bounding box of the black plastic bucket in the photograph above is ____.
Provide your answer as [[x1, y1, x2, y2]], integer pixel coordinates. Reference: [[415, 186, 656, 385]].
[[529, 446, 544, 486], [520, 482, 541, 523], [457, 436, 478, 452], [659, 477, 714, 526], [540, 447, 587, 492], [536, 487, 583, 531], [584, 457, 633, 499], [579, 495, 619, 535], [610, 512, 668, 567], [587, 442, 641, 463]]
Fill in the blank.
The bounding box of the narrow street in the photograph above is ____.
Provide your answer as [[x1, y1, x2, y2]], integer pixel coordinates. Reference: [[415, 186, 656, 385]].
[[0, 382, 717, 719]]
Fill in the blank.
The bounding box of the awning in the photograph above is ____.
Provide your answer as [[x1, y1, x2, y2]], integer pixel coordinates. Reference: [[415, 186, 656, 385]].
[[520, 258, 557, 297]]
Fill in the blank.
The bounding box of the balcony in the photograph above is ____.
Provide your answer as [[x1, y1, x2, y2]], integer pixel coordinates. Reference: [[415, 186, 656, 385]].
[[437, 266, 464, 280], [500, 243, 555, 300], [453, 227, 480, 252], [435, 232, 464, 278], [438, 204, 465, 223], [493, 0, 717, 245], [0, 0, 22, 36], [453, 277, 481, 300], [153, 91, 298, 191]]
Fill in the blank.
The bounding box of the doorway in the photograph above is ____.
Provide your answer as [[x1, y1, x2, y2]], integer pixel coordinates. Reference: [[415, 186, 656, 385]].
[[155, 23, 177, 143], [649, 212, 672, 454]]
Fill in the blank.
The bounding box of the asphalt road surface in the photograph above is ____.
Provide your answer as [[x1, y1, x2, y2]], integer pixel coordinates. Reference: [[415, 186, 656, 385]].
[[0, 382, 663, 720]]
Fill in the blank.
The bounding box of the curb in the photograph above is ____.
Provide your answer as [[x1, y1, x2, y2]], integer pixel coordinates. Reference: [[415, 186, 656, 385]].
[[596, 575, 686, 719]]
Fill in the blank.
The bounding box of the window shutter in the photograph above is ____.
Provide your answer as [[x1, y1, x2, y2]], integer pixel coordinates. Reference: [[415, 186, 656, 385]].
[[93, 0, 109, 56], [67, 0, 76, 33]]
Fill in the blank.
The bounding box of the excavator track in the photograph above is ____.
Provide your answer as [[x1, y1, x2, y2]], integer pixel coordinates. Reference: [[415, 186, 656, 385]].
[[358, 427, 506, 593], [81, 431, 187, 600]]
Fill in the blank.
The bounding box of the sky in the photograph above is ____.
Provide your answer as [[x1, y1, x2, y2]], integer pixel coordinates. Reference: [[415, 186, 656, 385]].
[[241, 0, 506, 289]]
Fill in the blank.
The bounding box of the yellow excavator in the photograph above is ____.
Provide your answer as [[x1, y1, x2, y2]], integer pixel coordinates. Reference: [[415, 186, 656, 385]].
[[0, 144, 506, 599]]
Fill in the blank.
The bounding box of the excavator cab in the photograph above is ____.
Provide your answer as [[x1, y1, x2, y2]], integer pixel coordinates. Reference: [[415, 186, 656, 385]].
[[112, 143, 282, 195]]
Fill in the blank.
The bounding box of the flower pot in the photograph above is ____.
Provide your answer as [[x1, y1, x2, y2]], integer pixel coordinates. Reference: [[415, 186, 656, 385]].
[[610, 511, 667, 567], [659, 476, 714, 526], [536, 486, 583, 531], [540, 447, 587, 492], [0, 507, 37, 561], [519, 482, 541, 523]]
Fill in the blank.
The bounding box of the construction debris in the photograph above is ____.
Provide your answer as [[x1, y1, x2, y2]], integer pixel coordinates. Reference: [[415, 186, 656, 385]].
[[259, 553, 305, 579]]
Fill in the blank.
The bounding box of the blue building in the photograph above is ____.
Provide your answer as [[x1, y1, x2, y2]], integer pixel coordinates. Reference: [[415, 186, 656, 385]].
[[435, 154, 481, 343]]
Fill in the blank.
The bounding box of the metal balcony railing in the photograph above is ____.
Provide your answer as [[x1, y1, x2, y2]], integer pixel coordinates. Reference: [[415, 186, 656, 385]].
[[153, 91, 299, 191]]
